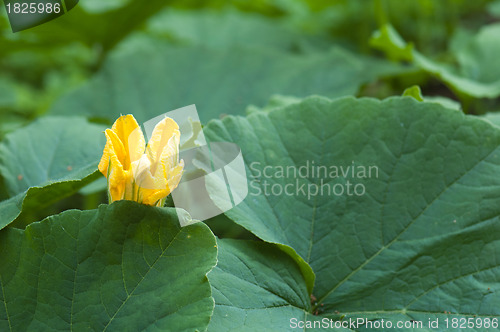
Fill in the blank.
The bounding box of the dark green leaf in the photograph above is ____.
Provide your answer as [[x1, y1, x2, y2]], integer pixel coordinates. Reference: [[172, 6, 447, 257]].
[[0, 117, 105, 229], [208, 239, 331, 332], [0, 201, 217, 331], [203, 96, 500, 329], [49, 42, 408, 123]]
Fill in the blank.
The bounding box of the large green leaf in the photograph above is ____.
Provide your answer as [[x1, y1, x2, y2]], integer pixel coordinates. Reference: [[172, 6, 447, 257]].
[[142, 8, 329, 52], [482, 112, 500, 127], [0, 117, 105, 229], [49, 42, 407, 123], [371, 24, 500, 99], [202, 96, 500, 329], [0, 201, 217, 331], [208, 239, 336, 332]]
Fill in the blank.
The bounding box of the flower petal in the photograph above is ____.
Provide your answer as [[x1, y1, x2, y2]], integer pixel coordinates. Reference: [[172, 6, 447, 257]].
[[98, 129, 125, 176], [111, 114, 146, 167], [98, 131, 127, 202], [141, 188, 170, 206], [100, 114, 184, 206], [142, 160, 184, 206], [146, 117, 179, 165], [166, 162, 184, 193], [139, 130, 184, 206], [131, 154, 166, 190], [163, 132, 181, 169]]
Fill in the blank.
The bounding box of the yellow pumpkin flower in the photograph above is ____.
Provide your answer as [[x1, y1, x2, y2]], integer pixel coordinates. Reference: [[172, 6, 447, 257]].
[[98, 114, 184, 207]]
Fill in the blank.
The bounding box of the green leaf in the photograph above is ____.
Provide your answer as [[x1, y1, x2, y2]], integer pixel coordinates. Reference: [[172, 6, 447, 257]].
[[208, 239, 332, 332], [203, 96, 500, 328], [0, 201, 217, 331], [482, 112, 500, 127], [142, 8, 329, 52], [423, 96, 461, 111], [49, 42, 408, 123], [0, 117, 104, 196], [370, 24, 414, 62], [0, 117, 105, 229], [402, 85, 424, 101], [245, 94, 303, 115], [488, 0, 500, 17], [372, 23, 500, 99], [402, 85, 461, 111]]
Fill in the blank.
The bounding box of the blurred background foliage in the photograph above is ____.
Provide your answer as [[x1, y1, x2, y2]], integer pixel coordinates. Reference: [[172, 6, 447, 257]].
[[1, 0, 500, 236]]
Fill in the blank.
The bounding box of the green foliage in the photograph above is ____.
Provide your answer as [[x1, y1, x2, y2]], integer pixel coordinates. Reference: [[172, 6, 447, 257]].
[[141, 8, 327, 52], [402, 85, 424, 101], [372, 23, 500, 101], [402, 85, 462, 110], [0, 117, 105, 228], [482, 112, 500, 127], [0, 117, 104, 196], [208, 239, 312, 331], [48, 43, 407, 123], [2, 1, 500, 331], [203, 96, 500, 328], [0, 201, 217, 331]]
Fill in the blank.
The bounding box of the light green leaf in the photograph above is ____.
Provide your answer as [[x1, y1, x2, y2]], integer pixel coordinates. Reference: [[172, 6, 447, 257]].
[[0, 117, 105, 229], [372, 23, 500, 99], [402, 85, 461, 111], [203, 96, 500, 329], [370, 24, 414, 62], [0, 201, 217, 331], [402, 85, 424, 101], [49, 42, 408, 123]]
